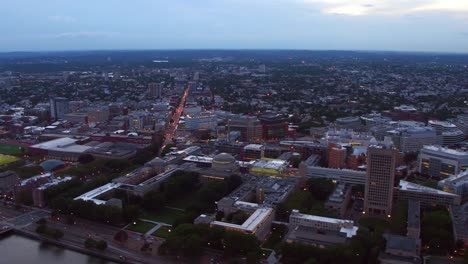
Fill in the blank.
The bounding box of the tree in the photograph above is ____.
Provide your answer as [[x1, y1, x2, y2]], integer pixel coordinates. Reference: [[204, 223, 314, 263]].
[[96, 240, 108, 250], [114, 230, 129, 243], [78, 154, 94, 164], [85, 238, 96, 248], [142, 191, 165, 211], [225, 174, 242, 193], [306, 178, 335, 201], [132, 149, 153, 165], [122, 204, 140, 222], [36, 218, 47, 225], [105, 159, 131, 172], [35, 224, 47, 234]]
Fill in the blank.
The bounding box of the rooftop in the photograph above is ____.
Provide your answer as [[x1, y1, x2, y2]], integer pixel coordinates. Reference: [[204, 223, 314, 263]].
[[399, 180, 458, 196], [290, 210, 358, 238], [244, 144, 264, 151], [422, 145, 468, 156], [250, 159, 287, 170], [211, 207, 273, 232]]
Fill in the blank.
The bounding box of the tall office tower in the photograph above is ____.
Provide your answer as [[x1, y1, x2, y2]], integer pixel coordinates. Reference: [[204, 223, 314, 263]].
[[364, 143, 398, 217], [193, 71, 200, 81], [148, 82, 162, 98], [258, 64, 266, 73], [50, 97, 70, 120]]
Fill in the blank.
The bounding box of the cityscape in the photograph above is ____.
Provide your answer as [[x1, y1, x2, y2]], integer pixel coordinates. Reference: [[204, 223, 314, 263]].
[[0, 50, 467, 264], [1, 1, 468, 264]]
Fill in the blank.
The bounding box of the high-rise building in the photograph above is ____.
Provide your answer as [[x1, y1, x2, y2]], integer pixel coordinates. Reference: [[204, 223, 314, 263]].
[[328, 143, 347, 169], [148, 82, 162, 98], [185, 111, 218, 130], [258, 113, 288, 141], [50, 97, 70, 120], [364, 144, 398, 216], [228, 115, 263, 142], [386, 126, 437, 153]]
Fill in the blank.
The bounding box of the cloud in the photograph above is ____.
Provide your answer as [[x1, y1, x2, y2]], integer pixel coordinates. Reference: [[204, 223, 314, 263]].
[[48, 15, 76, 23], [302, 0, 468, 17], [45, 31, 120, 39]]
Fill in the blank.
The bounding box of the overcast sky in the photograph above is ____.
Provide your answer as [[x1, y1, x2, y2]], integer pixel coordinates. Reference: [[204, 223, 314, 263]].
[[1, 0, 468, 52]]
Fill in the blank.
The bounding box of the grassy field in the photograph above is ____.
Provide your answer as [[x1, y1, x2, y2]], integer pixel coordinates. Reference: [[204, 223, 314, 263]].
[[283, 190, 334, 218], [142, 208, 185, 225], [0, 154, 19, 166], [166, 190, 199, 209], [413, 178, 438, 189], [358, 217, 390, 234], [152, 226, 172, 239], [0, 143, 23, 155], [125, 220, 156, 234], [262, 224, 288, 250]]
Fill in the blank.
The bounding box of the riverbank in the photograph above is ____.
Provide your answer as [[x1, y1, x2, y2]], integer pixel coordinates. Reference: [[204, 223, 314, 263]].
[[9, 228, 126, 264]]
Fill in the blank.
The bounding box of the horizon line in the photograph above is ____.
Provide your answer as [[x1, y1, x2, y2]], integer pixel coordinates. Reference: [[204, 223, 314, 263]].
[[1, 48, 468, 56]]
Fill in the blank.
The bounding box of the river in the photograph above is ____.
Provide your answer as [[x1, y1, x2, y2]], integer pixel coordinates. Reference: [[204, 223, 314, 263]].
[[0, 234, 114, 264]]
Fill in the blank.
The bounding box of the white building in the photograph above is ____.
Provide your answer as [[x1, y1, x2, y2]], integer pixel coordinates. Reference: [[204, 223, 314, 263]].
[[185, 112, 218, 130], [209, 207, 274, 240], [386, 126, 437, 153], [50, 97, 70, 120], [287, 210, 358, 247], [418, 146, 468, 178], [300, 165, 366, 185], [438, 170, 468, 202]]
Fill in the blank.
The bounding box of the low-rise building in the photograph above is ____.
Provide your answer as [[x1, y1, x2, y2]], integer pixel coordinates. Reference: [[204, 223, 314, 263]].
[[379, 234, 421, 264], [438, 170, 468, 202], [287, 210, 358, 247], [395, 180, 461, 207], [249, 159, 288, 177], [209, 207, 274, 240], [325, 183, 352, 218], [0, 171, 19, 193], [418, 145, 468, 178], [407, 200, 421, 239]]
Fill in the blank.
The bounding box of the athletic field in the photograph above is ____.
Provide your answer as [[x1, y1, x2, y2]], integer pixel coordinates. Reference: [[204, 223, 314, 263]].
[[0, 143, 23, 155], [0, 154, 18, 166]]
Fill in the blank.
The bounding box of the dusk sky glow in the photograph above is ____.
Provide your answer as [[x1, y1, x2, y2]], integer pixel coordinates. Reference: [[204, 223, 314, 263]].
[[2, 0, 468, 52]]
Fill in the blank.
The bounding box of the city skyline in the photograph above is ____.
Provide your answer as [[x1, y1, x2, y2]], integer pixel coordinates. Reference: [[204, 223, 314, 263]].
[[1, 0, 468, 53]]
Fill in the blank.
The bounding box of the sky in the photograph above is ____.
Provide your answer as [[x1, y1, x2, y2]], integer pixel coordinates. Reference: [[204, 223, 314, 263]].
[[1, 0, 468, 53]]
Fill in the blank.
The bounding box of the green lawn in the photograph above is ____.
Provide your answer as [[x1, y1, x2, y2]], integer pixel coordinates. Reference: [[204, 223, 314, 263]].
[[262, 224, 288, 250], [0, 143, 24, 155], [0, 154, 19, 166], [413, 179, 438, 189], [125, 220, 156, 234], [283, 190, 334, 218], [358, 217, 390, 234], [166, 190, 199, 209], [141, 208, 185, 225], [152, 226, 172, 239]]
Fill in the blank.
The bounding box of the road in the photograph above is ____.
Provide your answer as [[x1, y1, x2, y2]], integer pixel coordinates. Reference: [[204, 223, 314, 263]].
[[161, 86, 189, 153]]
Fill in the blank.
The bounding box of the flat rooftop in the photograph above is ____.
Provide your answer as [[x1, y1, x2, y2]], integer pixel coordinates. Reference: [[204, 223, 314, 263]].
[[251, 159, 287, 170], [291, 211, 358, 238], [244, 144, 264, 151], [399, 180, 457, 196], [422, 145, 468, 156], [183, 155, 213, 164], [74, 182, 121, 205], [211, 207, 273, 232]]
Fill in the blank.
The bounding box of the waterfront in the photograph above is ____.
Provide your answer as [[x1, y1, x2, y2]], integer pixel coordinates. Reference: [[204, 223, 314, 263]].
[[0, 234, 113, 264]]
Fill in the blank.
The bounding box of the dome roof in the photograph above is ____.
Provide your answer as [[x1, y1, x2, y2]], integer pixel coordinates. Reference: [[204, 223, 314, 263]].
[[212, 153, 236, 164], [40, 159, 65, 172]]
